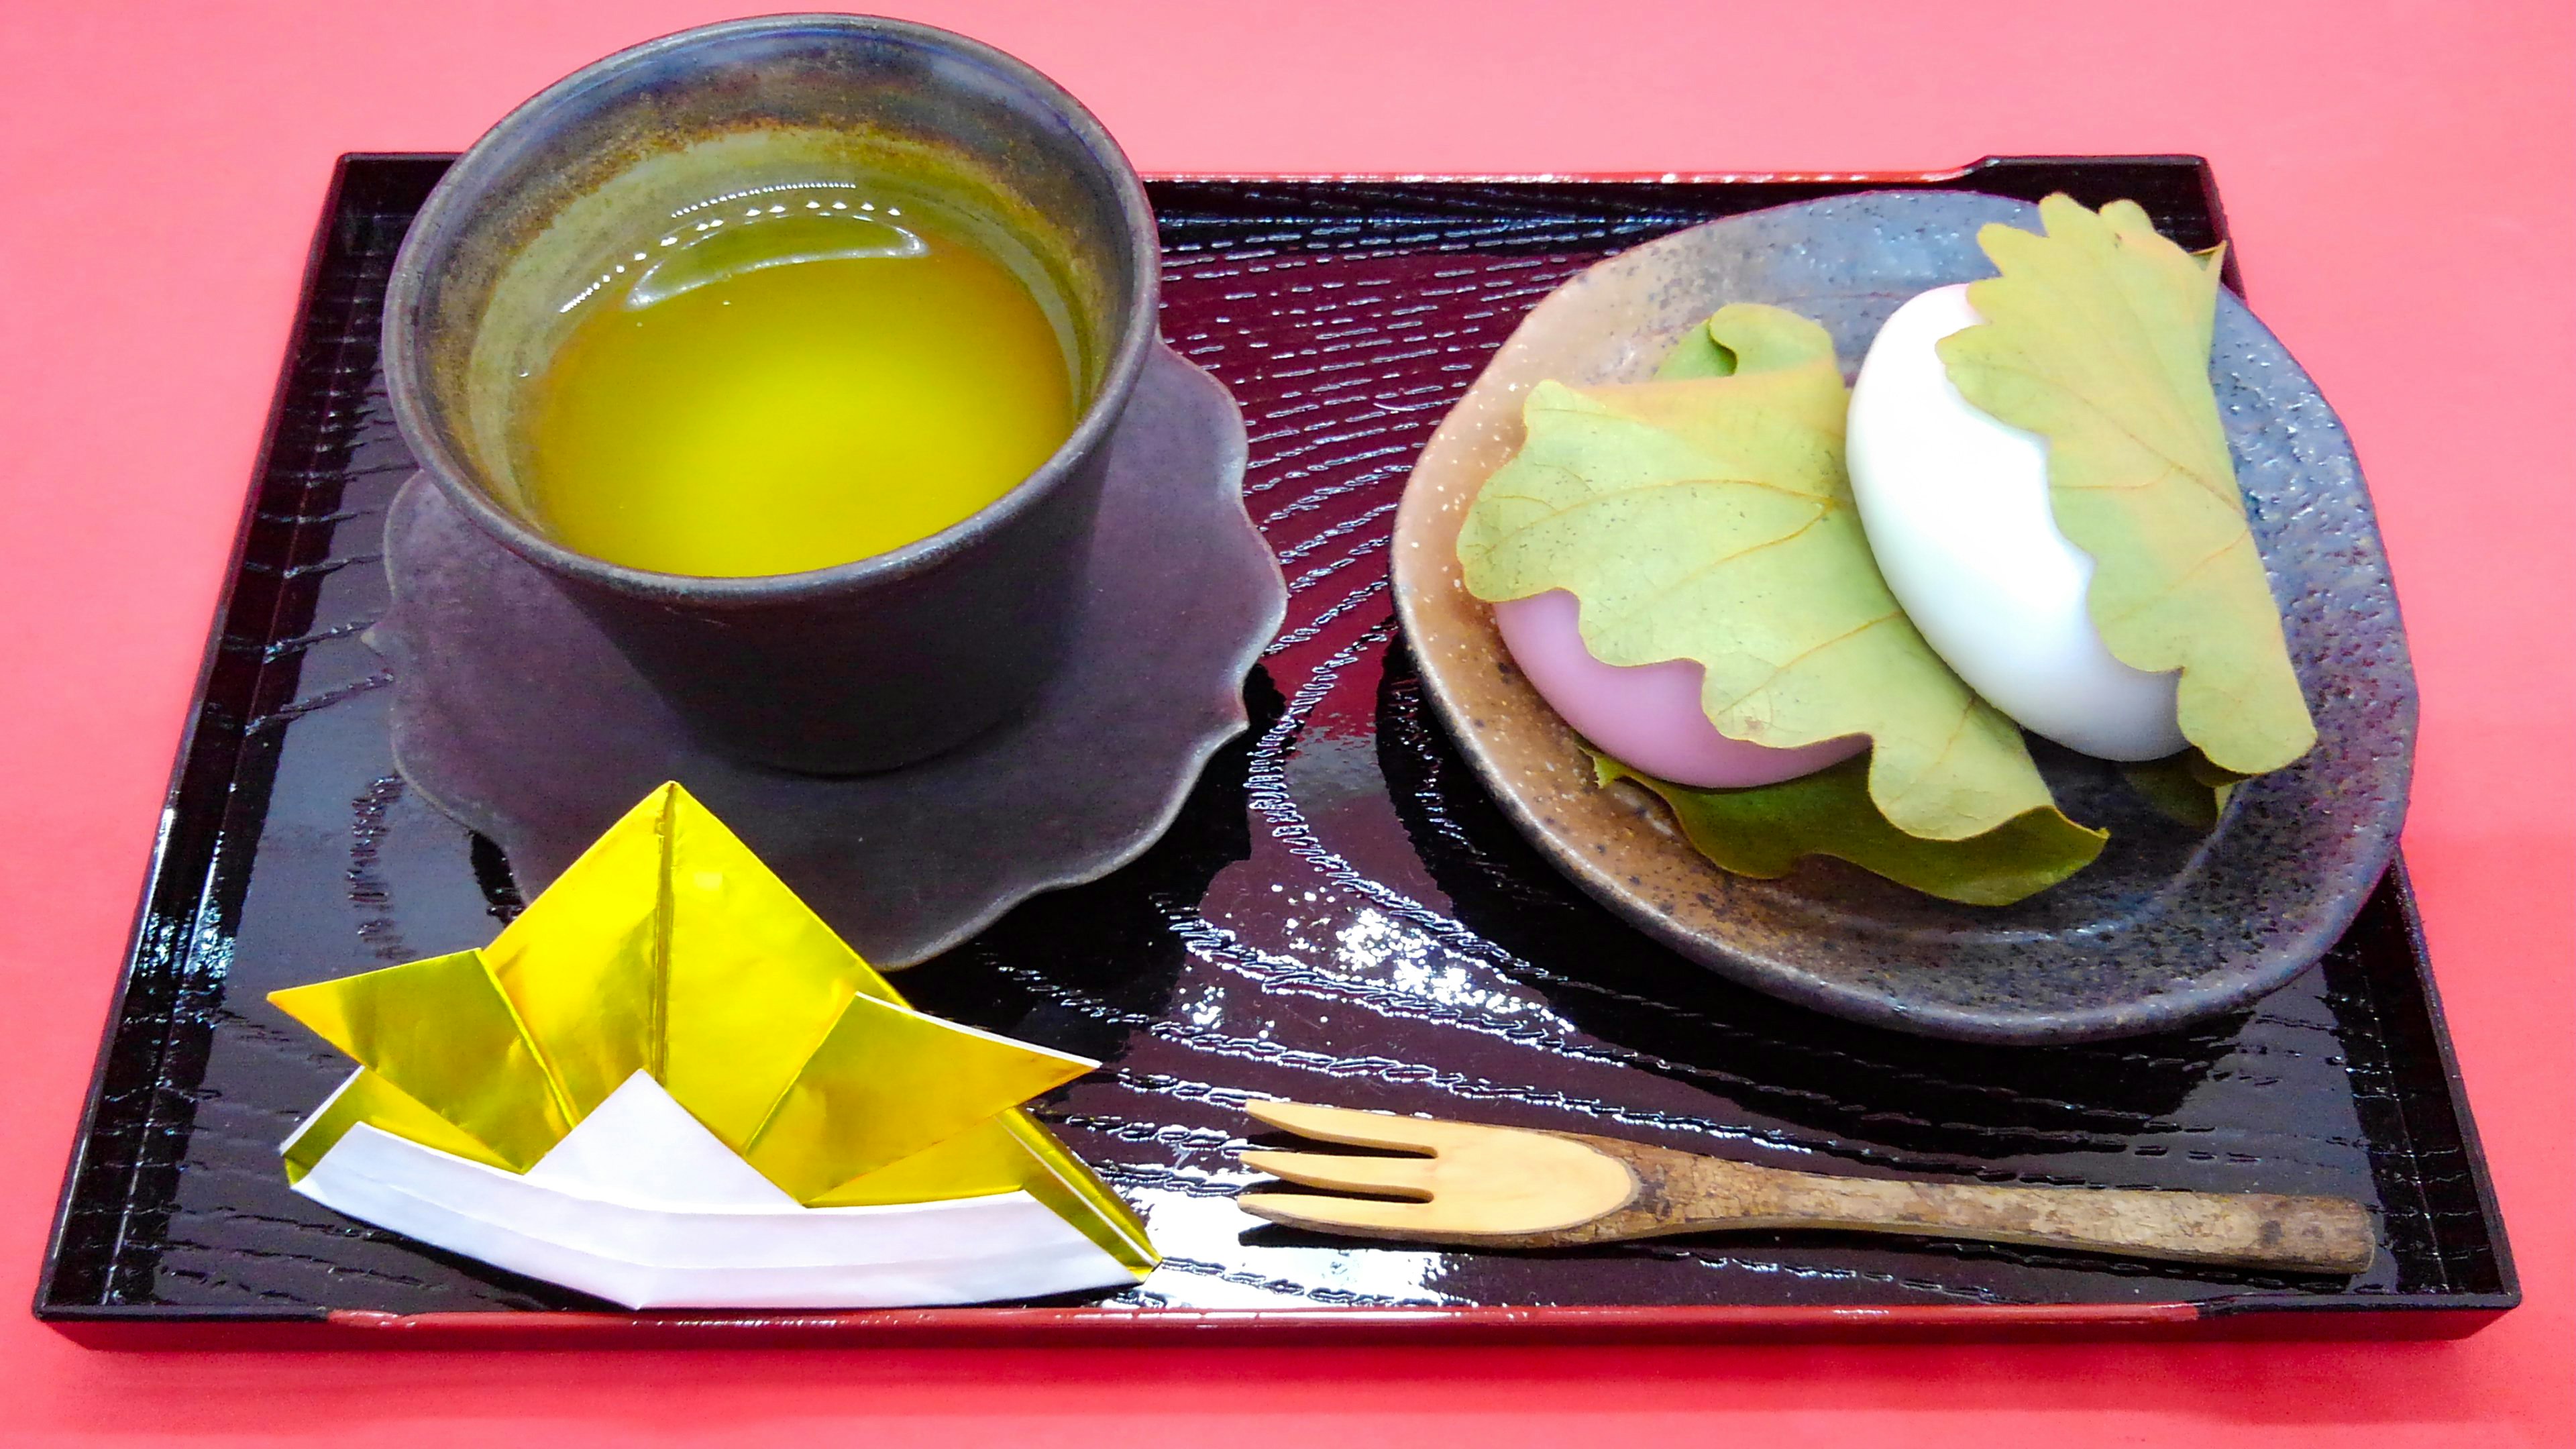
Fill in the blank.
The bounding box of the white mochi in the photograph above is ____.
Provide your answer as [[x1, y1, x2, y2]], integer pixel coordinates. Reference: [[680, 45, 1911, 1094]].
[[1846, 284, 2186, 762]]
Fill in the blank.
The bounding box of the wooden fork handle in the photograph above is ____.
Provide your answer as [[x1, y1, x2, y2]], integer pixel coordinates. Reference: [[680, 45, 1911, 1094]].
[[1570, 1138, 2375, 1275]]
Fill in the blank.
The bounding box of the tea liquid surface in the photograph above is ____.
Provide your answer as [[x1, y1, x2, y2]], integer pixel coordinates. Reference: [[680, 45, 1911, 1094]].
[[521, 206, 1075, 578]]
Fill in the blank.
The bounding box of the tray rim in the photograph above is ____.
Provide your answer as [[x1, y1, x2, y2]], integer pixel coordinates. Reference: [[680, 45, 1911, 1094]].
[[36, 1293, 2522, 1349], [38, 152, 371, 1336], [36, 152, 2516, 1346]]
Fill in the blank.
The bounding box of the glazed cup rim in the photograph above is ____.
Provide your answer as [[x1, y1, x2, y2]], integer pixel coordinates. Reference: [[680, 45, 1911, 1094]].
[[380, 12, 1161, 605]]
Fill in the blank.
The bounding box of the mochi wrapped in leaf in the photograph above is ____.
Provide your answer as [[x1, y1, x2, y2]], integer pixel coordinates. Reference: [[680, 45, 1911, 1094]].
[[1937, 195, 2316, 776], [1456, 304, 2101, 903]]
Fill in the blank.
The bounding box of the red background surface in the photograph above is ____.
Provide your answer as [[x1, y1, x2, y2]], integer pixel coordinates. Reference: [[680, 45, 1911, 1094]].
[[1, 2, 2568, 1443]]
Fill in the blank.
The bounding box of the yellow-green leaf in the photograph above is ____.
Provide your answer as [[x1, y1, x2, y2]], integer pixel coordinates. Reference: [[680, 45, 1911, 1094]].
[[1653, 316, 1738, 379], [1595, 753, 2104, 907], [1939, 195, 2316, 775], [2119, 750, 2239, 830], [1458, 303, 2064, 842]]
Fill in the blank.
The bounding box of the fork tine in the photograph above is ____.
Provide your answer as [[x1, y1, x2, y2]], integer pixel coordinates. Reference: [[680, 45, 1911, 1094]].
[[1238, 1150, 1437, 1199], [1244, 1099, 1461, 1153], [1236, 1189, 1448, 1237], [1236, 1102, 1644, 1244]]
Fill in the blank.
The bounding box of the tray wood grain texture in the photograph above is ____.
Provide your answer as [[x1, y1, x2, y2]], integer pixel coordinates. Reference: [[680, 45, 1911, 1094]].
[[39, 157, 2514, 1344]]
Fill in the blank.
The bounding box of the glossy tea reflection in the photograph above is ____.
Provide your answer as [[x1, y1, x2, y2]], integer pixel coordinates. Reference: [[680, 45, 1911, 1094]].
[[521, 193, 1077, 578]]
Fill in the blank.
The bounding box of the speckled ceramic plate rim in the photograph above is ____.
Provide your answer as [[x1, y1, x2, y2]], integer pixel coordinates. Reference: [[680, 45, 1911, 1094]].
[[376, 345, 1287, 967], [1391, 192, 2414, 1044]]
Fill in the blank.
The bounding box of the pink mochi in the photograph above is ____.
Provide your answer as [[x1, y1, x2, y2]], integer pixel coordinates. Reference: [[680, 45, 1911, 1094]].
[[1491, 590, 1867, 789]]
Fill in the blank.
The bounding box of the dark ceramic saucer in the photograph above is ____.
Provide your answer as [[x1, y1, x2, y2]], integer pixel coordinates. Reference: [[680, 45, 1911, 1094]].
[[371, 344, 1285, 967], [1395, 192, 2416, 1044]]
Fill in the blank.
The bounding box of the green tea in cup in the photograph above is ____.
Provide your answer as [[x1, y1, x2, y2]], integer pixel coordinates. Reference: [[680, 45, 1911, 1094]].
[[388, 15, 1161, 771], [516, 184, 1077, 578]]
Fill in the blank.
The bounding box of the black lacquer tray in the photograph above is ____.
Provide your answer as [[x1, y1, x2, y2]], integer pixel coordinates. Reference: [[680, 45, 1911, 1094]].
[[38, 156, 2516, 1345]]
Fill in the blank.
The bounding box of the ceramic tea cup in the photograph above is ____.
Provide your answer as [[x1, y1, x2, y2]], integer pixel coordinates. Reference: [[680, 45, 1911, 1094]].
[[382, 14, 1159, 773]]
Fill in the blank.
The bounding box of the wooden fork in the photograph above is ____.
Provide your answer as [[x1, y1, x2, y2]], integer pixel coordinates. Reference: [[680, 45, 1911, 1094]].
[[1237, 1101, 2374, 1275]]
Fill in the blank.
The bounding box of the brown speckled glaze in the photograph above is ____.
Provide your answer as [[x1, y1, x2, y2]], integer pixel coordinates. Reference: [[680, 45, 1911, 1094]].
[[1394, 192, 2415, 1044]]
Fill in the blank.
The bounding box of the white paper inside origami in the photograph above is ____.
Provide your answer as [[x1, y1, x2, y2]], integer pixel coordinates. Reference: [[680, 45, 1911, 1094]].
[[292, 1073, 1134, 1308], [523, 1069, 799, 1210], [266, 782, 1158, 1308]]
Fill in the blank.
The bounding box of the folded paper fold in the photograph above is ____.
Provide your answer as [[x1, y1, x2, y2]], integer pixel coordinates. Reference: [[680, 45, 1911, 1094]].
[[270, 781, 1156, 1303], [294, 1076, 1134, 1308]]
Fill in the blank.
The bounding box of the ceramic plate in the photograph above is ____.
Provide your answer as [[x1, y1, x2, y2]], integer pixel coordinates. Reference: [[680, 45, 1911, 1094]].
[[1393, 191, 2415, 1044]]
